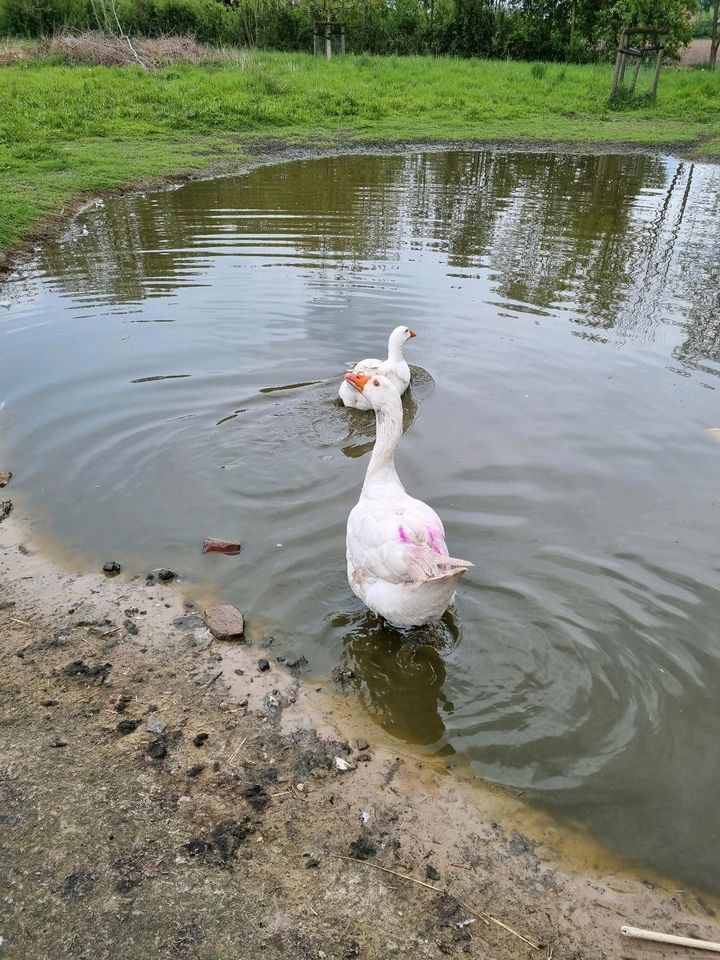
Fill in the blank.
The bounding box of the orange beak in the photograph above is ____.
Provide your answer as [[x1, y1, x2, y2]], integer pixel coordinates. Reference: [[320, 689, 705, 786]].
[[345, 371, 371, 393], [408, 329, 416, 338]]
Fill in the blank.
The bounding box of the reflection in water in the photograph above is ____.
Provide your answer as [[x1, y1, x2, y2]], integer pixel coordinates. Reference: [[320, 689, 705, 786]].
[[2, 149, 720, 894], [331, 606, 458, 748]]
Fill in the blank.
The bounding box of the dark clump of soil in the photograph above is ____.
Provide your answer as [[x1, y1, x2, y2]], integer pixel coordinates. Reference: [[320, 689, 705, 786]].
[[242, 784, 270, 812], [116, 718, 141, 735], [62, 659, 111, 682], [350, 833, 377, 860]]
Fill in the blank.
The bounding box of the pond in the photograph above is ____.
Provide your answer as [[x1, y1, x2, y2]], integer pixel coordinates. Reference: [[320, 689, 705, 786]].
[[2, 149, 720, 894]]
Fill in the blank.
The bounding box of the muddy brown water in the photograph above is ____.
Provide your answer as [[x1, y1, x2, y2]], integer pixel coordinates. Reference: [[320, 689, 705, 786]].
[[2, 149, 720, 894]]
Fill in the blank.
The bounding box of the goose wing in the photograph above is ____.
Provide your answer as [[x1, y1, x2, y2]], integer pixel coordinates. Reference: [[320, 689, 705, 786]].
[[347, 496, 472, 586]]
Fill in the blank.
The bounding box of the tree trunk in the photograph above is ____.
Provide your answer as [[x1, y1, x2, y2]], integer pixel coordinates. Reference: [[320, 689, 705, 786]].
[[711, 0, 720, 70]]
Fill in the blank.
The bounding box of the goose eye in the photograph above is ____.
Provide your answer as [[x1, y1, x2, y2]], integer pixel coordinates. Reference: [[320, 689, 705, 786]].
[[373, 379, 380, 387]]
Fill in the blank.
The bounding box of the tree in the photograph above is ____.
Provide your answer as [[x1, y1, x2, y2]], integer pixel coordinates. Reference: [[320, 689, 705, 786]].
[[711, 0, 720, 67]]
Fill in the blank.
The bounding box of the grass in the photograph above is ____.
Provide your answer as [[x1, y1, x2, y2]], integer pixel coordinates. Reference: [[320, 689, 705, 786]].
[[1, 50, 720, 253]]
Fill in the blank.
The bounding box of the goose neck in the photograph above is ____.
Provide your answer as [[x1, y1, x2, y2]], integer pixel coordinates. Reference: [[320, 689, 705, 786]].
[[363, 403, 403, 490]]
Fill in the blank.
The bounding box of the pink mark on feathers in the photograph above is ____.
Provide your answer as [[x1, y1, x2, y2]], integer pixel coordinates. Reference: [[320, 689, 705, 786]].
[[398, 524, 410, 544], [427, 526, 448, 556]]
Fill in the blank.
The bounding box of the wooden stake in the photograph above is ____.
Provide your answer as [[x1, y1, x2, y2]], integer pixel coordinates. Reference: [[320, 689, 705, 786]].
[[622, 926, 720, 952]]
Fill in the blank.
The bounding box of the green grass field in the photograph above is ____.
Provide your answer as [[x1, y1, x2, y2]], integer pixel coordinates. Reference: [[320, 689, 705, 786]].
[[1, 51, 719, 253]]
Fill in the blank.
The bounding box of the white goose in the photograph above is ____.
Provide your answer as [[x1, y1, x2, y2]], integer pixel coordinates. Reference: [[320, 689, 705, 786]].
[[344, 371, 472, 627], [338, 325, 416, 410]]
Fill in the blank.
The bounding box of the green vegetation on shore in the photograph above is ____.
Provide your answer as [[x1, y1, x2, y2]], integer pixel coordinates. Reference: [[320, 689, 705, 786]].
[[1, 51, 719, 254]]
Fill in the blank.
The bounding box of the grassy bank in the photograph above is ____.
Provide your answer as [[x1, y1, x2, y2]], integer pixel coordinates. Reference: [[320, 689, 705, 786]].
[[1, 50, 720, 254]]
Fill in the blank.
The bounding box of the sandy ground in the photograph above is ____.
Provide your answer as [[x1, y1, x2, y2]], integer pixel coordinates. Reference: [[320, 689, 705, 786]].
[[2, 480, 720, 960]]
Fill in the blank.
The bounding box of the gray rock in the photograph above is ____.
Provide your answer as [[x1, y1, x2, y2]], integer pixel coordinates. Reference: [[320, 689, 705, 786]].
[[146, 712, 167, 734], [204, 604, 245, 641]]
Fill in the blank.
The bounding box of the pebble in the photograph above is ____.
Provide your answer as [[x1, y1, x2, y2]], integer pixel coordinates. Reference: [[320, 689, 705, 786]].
[[356, 753, 371, 763], [356, 738, 370, 751], [334, 756, 354, 772], [193, 732, 209, 747], [0, 471, 12, 488], [102, 561, 121, 576], [157, 568, 176, 582], [204, 604, 245, 641], [286, 656, 308, 671], [257, 659, 270, 672], [124, 619, 139, 636]]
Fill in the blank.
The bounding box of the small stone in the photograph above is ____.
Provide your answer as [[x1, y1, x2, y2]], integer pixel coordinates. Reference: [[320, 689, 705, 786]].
[[204, 604, 245, 641], [146, 713, 166, 734], [0, 471, 12, 488], [145, 574, 155, 586], [49, 739, 68, 748], [426, 864, 441, 881], [193, 732, 209, 747], [202, 538, 241, 555], [234, 668, 244, 676], [257, 659, 270, 672], [123, 619, 139, 636], [305, 856, 319, 869], [296, 782, 305, 792], [356, 753, 371, 763], [334, 757, 354, 772], [187, 764, 205, 778], [40, 699, 58, 707], [0, 500, 13, 523], [102, 561, 121, 576], [116, 718, 140, 735], [157, 568, 176, 582], [124, 607, 139, 617], [356, 738, 370, 751], [286, 656, 308, 672]]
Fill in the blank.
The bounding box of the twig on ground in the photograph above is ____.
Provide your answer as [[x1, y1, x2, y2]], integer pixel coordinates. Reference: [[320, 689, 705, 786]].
[[335, 855, 542, 950], [10, 617, 29, 626], [205, 670, 223, 687]]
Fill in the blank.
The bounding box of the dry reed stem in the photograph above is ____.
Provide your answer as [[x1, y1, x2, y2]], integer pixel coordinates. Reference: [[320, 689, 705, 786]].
[[334, 855, 542, 950]]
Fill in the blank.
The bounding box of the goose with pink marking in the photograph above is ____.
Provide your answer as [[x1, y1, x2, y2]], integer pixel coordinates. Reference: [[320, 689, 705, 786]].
[[338, 325, 416, 410], [344, 371, 472, 627]]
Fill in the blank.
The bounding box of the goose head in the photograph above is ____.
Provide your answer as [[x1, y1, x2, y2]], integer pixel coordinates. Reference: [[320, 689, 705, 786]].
[[344, 372, 402, 413], [388, 325, 416, 358]]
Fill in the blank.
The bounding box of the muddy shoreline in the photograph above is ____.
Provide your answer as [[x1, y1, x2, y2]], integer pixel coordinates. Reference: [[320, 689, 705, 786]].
[[2, 481, 720, 958], [1, 134, 717, 284]]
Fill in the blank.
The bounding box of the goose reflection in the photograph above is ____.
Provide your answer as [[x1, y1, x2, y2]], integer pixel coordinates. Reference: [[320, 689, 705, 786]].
[[339, 365, 435, 459], [327, 606, 459, 748]]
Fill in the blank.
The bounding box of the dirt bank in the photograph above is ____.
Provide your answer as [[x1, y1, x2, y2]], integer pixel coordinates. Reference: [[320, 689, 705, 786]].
[[1, 482, 720, 960]]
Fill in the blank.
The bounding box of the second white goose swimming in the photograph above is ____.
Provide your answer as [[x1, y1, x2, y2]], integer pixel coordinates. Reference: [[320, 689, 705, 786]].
[[338, 325, 415, 410], [344, 371, 472, 627]]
